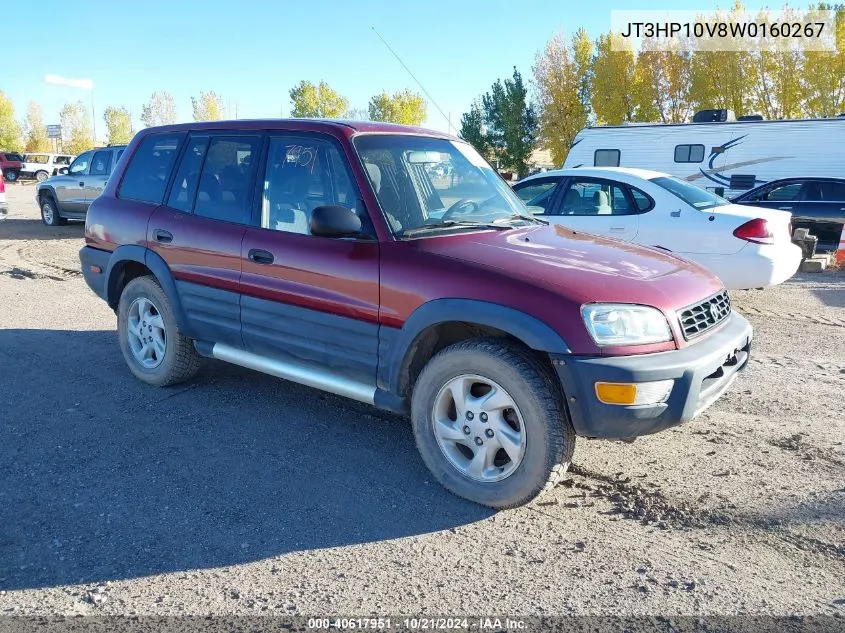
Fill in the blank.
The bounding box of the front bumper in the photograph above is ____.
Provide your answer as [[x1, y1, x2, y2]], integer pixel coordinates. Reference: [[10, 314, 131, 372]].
[[553, 312, 753, 439]]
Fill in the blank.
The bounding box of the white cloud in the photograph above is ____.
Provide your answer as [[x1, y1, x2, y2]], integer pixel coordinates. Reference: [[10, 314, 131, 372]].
[[44, 74, 94, 90]]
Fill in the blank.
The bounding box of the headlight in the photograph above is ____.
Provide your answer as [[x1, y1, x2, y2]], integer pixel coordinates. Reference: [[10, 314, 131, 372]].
[[581, 304, 672, 346]]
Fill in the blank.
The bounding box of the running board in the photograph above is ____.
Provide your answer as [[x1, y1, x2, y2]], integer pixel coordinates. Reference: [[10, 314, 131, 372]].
[[211, 343, 376, 405]]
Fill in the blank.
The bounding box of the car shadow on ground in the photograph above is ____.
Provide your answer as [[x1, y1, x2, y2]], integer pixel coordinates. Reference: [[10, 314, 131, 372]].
[[0, 329, 492, 591], [0, 218, 84, 242]]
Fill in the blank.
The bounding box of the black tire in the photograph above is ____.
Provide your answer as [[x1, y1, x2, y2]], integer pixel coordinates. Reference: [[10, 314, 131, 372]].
[[117, 276, 202, 387], [40, 195, 67, 226], [4, 169, 18, 182], [410, 338, 575, 509]]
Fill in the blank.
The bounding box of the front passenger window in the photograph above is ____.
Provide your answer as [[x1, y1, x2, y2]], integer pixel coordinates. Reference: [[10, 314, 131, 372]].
[[69, 152, 92, 176], [262, 137, 362, 236], [560, 181, 633, 216], [89, 151, 112, 176]]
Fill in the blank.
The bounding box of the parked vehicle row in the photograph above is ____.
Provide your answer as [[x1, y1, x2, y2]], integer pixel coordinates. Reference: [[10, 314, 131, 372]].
[[19, 153, 75, 182], [79, 120, 753, 509], [512, 167, 802, 290], [36, 145, 126, 225]]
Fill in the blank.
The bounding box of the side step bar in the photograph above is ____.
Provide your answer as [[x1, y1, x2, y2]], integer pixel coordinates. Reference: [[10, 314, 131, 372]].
[[210, 343, 376, 405]]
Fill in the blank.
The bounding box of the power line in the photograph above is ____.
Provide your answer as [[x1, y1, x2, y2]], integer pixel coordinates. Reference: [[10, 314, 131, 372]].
[[371, 26, 453, 133]]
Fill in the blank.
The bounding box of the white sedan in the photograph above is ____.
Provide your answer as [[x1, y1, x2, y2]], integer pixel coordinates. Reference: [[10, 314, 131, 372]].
[[512, 167, 802, 290]]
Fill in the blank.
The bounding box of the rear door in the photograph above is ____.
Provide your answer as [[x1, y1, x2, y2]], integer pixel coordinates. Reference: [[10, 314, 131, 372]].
[[239, 132, 380, 384], [545, 177, 640, 241], [145, 133, 261, 347], [55, 151, 92, 213]]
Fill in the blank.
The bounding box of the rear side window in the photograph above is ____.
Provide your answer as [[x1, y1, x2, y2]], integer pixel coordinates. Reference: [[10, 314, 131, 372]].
[[118, 133, 184, 204], [631, 187, 653, 211], [89, 150, 112, 176], [674, 144, 705, 163], [817, 181, 845, 201], [167, 136, 210, 212], [594, 149, 620, 167], [193, 136, 259, 224]]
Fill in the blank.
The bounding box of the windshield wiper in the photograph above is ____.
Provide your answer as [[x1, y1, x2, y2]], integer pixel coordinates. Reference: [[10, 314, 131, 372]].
[[495, 213, 548, 226], [398, 220, 513, 239]]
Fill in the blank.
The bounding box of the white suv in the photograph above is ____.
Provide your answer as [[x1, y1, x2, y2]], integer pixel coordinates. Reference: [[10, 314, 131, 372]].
[[19, 153, 75, 181]]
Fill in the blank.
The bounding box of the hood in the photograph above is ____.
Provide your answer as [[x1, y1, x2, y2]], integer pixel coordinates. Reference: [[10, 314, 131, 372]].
[[414, 224, 724, 312]]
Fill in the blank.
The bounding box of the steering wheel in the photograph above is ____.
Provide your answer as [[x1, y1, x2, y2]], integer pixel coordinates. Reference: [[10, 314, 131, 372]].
[[442, 198, 480, 221]]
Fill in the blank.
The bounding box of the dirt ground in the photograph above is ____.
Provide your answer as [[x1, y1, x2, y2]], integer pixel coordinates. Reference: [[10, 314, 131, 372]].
[[0, 182, 843, 620]]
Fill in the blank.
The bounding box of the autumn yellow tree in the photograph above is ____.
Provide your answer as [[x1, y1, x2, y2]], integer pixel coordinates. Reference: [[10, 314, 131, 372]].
[[191, 91, 225, 121], [592, 34, 637, 124], [0, 92, 23, 151], [533, 33, 589, 165], [60, 101, 94, 155], [803, 4, 845, 117], [634, 38, 693, 123], [24, 102, 50, 152], [368, 89, 427, 125], [289, 81, 349, 118]]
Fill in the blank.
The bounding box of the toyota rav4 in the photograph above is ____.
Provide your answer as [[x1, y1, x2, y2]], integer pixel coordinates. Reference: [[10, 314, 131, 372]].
[[80, 120, 753, 508]]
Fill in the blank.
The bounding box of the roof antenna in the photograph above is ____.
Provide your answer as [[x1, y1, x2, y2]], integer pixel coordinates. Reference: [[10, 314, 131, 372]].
[[371, 26, 453, 134]]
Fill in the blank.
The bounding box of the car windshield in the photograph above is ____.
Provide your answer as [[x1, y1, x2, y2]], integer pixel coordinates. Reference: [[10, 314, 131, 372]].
[[650, 176, 729, 210], [353, 134, 534, 237]]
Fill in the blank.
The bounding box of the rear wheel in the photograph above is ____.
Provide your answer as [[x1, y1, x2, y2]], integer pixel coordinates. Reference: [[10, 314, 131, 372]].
[[4, 169, 18, 182], [117, 276, 202, 387], [40, 196, 67, 226], [35, 170, 48, 182], [411, 338, 575, 509]]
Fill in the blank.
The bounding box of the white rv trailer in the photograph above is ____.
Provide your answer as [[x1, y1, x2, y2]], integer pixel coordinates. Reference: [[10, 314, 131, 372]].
[[562, 117, 845, 198]]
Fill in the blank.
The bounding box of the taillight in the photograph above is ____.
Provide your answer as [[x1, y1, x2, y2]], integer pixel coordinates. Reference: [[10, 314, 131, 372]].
[[733, 218, 774, 245]]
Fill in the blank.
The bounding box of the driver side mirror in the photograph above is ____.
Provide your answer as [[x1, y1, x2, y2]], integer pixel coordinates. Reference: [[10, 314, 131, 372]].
[[310, 205, 362, 238], [58, 167, 69, 175]]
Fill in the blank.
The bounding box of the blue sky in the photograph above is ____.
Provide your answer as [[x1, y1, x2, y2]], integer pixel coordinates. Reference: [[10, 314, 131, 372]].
[[4, 0, 810, 138]]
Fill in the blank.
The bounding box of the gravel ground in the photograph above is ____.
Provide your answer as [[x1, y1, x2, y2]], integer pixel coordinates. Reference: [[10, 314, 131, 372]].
[[0, 183, 843, 618]]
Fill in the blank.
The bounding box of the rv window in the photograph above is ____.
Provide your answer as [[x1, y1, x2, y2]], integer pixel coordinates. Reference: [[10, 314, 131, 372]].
[[594, 149, 620, 167], [674, 144, 705, 163]]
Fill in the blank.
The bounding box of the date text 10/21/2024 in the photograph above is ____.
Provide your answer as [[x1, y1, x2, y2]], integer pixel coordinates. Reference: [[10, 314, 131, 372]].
[[307, 618, 528, 630]]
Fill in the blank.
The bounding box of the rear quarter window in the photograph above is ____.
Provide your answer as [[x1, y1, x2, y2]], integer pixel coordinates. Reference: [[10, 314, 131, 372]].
[[118, 133, 185, 204]]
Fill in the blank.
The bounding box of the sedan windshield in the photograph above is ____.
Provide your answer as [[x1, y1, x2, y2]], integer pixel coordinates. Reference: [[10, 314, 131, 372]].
[[353, 134, 536, 237], [650, 176, 729, 210]]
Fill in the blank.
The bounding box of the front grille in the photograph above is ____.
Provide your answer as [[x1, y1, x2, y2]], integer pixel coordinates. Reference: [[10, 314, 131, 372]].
[[679, 290, 731, 339]]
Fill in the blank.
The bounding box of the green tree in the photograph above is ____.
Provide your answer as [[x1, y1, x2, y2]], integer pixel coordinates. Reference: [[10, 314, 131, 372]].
[[0, 92, 23, 151], [140, 91, 177, 127], [482, 67, 538, 178], [103, 106, 134, 145], [24, 101, 50, 152], [60, 101, 94, 155], [458, 100, 491, 160], [532, 34, 586, 166], [289, 81, 349, 118], [592, 34, 638, 124], [368, 89, 427, 126], [191, 91, 225, 122]]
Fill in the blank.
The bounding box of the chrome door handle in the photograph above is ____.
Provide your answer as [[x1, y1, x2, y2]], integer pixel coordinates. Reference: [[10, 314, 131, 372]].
[[609, 226, 625, 232], [778, 206, 793, 210]]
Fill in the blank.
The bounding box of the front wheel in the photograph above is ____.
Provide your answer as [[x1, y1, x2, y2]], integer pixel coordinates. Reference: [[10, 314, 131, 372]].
[[411, 338, 575, 509], [117, 276, 202, 387]]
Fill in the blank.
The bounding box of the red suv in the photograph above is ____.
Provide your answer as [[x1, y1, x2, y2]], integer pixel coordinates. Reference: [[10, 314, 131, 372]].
[[1, 152, 24, 182], [80, 120, 752, 508]]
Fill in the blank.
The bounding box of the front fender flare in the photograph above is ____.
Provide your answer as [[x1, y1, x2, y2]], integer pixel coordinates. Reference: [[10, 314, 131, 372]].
[[384, 298, 571, 395]]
